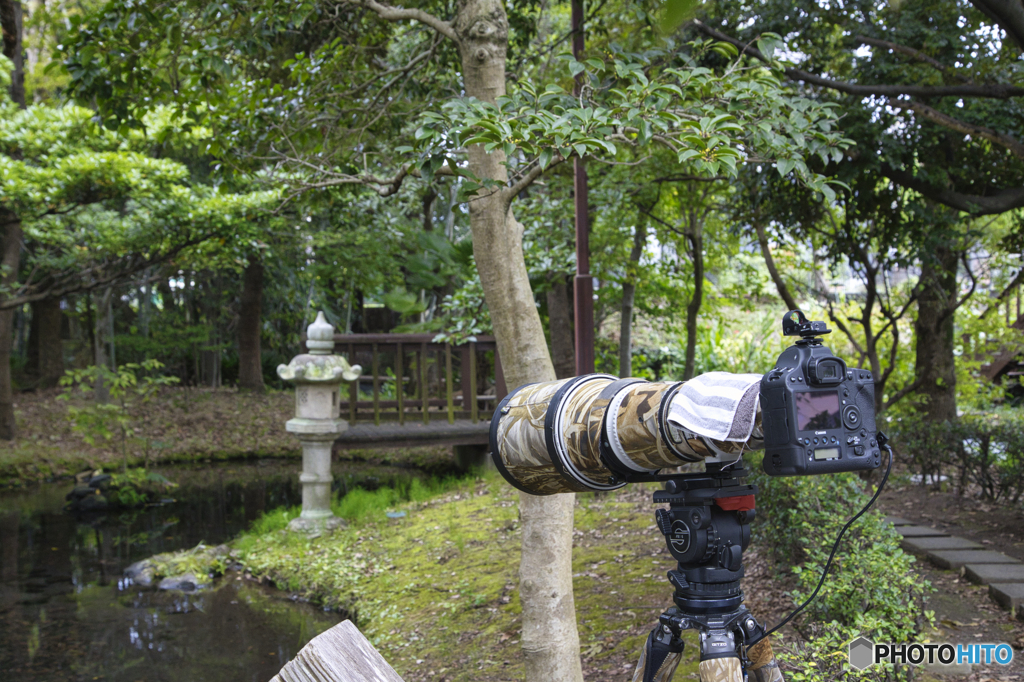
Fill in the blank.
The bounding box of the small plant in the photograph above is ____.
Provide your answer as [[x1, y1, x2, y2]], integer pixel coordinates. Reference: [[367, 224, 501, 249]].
[[59, 359, 180, 471], [749, 453, 933, 679]]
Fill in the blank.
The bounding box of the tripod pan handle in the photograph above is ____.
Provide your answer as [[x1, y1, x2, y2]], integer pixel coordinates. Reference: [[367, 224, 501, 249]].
[[632, 627, 683, 682]]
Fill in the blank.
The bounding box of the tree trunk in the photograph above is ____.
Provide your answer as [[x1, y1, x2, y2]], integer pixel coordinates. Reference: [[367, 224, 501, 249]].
[[157, 276, 177, 315], [0, 0, 25, 107], [238, 258, 265, 392], [27, 297, 64, 389], [619, 220, 647, 377], [755, 222, 799, 311], [139, 271, 152, 338], [93, 287, 112, 403], [547, 275, 576, 379], [454, 3, 582, 680], [0, 213, 20, 439], [0, 1, 24, 438], [914, 246, 959, 422], [683, 231, 704, 381]]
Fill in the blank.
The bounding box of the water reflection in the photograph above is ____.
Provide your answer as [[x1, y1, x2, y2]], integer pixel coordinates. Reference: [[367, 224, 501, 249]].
[[0, 460, 422, 681]]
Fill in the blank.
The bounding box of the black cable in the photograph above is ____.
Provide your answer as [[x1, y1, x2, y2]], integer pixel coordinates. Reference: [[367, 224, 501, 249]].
[[747, 441, 894, 647]]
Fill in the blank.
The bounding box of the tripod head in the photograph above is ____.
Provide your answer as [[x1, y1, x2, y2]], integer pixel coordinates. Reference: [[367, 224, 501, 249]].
[[633, 465, 779, 682], [653, 465, 755, 614]]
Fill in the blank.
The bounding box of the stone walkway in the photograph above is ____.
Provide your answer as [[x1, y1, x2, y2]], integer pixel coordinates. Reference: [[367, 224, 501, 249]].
[[890, 516, 1024, 618]]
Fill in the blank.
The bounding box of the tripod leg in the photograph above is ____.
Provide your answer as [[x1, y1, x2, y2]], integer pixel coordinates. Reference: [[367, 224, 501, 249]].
[[697, 658, 743, 682], [632, 625, 684, 682], [746, 639, 784, 682]]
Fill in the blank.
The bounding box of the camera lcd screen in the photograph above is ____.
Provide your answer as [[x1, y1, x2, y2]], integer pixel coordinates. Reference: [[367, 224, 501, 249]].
[[795, 391, 841, 431]]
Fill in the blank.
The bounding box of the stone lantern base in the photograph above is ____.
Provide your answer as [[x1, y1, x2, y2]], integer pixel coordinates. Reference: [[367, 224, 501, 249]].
[[288, 515, 346, 533], [286, 418, 348, 534]]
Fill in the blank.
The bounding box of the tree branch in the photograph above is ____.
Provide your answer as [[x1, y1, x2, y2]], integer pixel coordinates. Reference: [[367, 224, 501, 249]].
[[692, 20, 1024, 99], [884, 376, 927, 409], [1, 235, 211, 310], [981, 266, 1024, 319], [854, 35, 969, 82], [899, 101, 1024, 160], [880, 164, 1024, 215], [754, 222, 799, 310], [503, 154, 566, 209], [345, 0, 456, 41], [969, 0, 1024, 52]]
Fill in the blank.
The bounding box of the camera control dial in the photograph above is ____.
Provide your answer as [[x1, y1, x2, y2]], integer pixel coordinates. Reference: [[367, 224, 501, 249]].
[[842, 405, 861, 430]]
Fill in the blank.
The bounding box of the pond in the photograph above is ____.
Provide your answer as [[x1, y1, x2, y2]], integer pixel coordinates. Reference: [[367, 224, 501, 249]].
[[0, 459, 433, 682]]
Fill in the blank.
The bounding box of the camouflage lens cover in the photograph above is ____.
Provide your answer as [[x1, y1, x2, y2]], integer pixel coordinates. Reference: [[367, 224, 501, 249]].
[[613, 382, 703, 470], [490, 379, 580, 495], [552, 374, 626, 491]]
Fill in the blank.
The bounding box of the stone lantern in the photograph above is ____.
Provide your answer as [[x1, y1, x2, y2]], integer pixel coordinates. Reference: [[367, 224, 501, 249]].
[[277, 311, 361, 532]]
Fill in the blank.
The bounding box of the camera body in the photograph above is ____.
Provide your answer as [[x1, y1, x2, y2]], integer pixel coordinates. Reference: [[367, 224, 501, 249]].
[[760, 311, 881, 476]]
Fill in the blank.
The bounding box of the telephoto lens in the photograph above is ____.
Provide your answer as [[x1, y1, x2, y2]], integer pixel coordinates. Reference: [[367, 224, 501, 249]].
[[489, 374, 764, 495]]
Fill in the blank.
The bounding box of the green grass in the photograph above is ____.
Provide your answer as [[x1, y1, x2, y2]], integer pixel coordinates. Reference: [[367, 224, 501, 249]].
[[231, 471, 698, 681], [331, 473, 470, 523]]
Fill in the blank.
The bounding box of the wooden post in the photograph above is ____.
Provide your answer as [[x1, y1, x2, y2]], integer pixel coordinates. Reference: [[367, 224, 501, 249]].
[[445, 344, 454, 424], [459, 344, 471, 415], [421, 342, 429, 424], [469, 341, 478, 423], [372, 343, 380, 426], [348, 342, 357, 423], [269, 619, 405, 682], [396, 342, 404, 425]]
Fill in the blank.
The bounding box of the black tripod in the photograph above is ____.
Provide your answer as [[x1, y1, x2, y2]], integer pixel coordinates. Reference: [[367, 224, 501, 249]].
[[632, 465, 783, 682]]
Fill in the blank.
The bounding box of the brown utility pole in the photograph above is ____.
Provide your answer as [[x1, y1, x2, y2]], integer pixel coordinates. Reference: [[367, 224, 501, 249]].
[[572, 0, 594, 376]]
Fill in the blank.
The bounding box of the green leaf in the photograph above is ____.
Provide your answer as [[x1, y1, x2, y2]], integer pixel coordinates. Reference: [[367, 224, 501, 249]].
[[659, 0, 701, 34]]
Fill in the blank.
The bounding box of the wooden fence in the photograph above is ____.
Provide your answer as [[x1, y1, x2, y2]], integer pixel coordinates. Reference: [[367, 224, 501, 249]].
[[331, 334, 506, 425]]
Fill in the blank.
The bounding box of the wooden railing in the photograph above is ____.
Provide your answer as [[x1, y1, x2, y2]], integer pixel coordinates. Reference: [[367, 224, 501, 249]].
[[976, 284, 1024, 380], [330, 334, 506, 425]]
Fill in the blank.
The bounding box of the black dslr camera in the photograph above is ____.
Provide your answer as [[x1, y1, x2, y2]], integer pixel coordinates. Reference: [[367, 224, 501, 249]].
[[760, 310, 881, 476]]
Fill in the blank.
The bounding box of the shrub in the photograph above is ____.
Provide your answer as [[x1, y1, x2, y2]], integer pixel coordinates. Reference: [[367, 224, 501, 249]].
[[750, 456, 933, 680], [892, 412, 1024, 502]]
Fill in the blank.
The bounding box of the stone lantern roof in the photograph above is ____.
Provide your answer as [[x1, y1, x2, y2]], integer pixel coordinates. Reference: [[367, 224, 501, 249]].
[[277, 312, 361, 384]]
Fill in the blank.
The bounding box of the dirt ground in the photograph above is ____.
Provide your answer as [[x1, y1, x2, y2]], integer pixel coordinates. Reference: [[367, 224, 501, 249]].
[[878, 479, 1024, 680]]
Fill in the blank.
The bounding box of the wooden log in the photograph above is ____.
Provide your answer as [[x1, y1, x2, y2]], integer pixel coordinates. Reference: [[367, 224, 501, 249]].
[[270, 619, 405, 682]]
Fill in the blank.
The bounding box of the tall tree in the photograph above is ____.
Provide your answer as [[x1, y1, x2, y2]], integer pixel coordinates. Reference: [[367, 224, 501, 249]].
[[914, 245, 961, 421], [618, 217, 646, 377], [27, 297, 65, 389], [0, 3, 24, 437], [701, 0, 1024, 412], [63, 3, 851, 677], [238, 258, 265, 392]]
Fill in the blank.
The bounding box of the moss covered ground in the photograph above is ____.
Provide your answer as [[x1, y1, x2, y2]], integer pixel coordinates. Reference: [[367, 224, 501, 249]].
[[232, 472, 702, 682], [0, 386, 458, 488]]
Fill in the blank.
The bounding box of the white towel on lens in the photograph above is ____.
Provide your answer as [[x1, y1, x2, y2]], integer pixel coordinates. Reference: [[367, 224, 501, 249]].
[[666, 372, 762, 442]]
